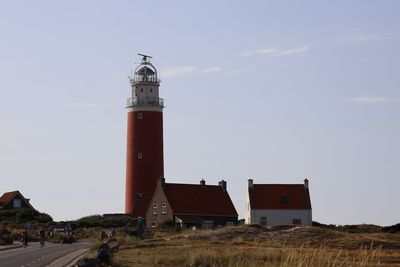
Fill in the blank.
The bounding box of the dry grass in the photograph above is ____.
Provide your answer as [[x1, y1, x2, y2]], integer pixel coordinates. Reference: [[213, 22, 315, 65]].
[[113, 225, 400, 267]]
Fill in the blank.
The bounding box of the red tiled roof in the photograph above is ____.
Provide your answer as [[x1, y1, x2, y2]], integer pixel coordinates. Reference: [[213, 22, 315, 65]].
[[249, 184, 311, 209], [163, 183, 238, 216], [0, 191, 19, 207]]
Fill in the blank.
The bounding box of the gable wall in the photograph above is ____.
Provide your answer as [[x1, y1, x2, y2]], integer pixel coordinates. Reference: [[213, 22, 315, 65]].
[[245, 189, 251, 224], [145, 184, 173, 228], [2, 196, 33, 210]]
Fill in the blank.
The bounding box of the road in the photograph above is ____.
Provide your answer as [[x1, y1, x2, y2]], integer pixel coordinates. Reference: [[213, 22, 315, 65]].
[[0, 242, 93, 267]]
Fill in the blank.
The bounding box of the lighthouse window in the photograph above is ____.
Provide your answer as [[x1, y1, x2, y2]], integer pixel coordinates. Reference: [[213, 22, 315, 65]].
[[153, 203, 158, 215], [141, 88, 143, 92], [138, 152, 143, 159], [138, 113, 143, 119], [162, 203, 167, 214]]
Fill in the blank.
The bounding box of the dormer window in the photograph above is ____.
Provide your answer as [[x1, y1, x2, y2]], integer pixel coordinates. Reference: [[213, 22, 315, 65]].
[[280, 196, 288, 204]]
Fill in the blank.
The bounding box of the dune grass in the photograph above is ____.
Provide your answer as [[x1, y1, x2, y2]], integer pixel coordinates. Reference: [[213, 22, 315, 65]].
[[112, 225, 400, 266]]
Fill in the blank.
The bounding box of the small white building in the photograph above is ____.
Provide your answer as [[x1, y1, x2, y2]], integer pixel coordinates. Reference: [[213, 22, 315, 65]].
[[245, 179, 312, 226]]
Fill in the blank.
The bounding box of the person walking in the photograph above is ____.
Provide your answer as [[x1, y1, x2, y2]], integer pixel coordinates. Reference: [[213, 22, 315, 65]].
[[107, 227, 116, 238]]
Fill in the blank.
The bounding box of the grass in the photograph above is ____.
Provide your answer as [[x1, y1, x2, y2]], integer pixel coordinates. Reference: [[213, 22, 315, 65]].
[[2, 221, 399, 266], [112, 225, 400, 267]]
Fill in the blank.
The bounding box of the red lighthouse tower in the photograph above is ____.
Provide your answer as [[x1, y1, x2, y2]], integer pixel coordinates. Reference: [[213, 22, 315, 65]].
[[125, 54, 164, 216]]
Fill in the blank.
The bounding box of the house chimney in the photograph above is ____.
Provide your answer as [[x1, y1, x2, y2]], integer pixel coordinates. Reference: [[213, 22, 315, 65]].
[[219, 180, 227, 191], [248, 179, 253, 188], [200, 179, 206, 186], [304, 178, 309, 189]]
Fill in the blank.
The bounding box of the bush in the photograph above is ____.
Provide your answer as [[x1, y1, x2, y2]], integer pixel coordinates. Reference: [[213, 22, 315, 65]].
[[75, 215, 132, 228], [158, 220, 175, 230], [382, 223, 400, 233], [0, 209, 53, 224], [0, 228, 13, 245], [312, 221, 382, 233], [34, 213, 53, 223]]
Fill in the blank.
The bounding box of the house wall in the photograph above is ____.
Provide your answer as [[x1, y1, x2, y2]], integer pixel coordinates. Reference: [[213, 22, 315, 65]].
[[173, 214, 238, 228], [145, 184, 173, 228], [249, 209, 312, 226], [245, 190, 251, 224], [198, 215, 238, 227]]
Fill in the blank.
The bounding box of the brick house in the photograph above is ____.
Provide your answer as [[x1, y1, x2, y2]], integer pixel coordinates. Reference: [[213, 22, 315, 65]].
[[245, 179, 312, 225], [0, 191, 35, 210], [146, 178, 238, 228]]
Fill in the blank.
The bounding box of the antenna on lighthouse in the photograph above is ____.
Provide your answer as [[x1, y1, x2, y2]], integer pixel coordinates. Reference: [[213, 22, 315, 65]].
[[137, 53, 153, 63]]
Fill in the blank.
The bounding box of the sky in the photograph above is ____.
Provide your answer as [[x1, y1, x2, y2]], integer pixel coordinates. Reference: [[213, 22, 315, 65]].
[[0, 1, 399, 225]]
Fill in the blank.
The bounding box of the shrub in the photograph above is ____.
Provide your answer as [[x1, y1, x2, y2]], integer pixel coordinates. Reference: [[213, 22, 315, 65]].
[[0, 209, 53, 224], [34, 213, 53, 223], [312, 221, 383, 233], [0, 228, 13, 245], [382, 223, 400, 233], [158, 220, 175, 230], [75, 215, 132, 228]]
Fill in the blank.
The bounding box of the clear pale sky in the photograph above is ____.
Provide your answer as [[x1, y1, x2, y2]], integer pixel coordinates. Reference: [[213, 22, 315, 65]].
[[0, 1, 399, 225]]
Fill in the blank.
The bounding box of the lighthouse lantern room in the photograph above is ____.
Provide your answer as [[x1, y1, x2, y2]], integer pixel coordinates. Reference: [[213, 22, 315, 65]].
[[125, 54, 164, 216]]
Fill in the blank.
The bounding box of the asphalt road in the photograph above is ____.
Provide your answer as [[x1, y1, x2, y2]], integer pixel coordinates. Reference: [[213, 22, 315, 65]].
[[0, 242, 92, 267]]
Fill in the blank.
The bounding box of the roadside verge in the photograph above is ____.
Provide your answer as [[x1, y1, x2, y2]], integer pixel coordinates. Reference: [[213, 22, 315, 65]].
[[46, 248, 90, 267]]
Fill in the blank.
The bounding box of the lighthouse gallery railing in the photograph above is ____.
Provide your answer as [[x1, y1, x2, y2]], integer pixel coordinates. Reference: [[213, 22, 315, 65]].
[[127, 97, 164, 107]]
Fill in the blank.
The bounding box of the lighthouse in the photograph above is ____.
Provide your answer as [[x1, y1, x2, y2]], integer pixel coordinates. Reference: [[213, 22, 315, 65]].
[[125, 54, 164, 216]]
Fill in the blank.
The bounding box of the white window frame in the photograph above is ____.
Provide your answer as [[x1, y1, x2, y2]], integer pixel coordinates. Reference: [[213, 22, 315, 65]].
[[151, 221, 157, 228], [138, 152, 143, 159], [161, 203, 167, 214], [152, 203, 158, 215]]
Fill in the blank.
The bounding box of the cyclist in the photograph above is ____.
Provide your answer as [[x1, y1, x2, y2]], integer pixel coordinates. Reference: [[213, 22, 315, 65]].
[[21, 230, 28, 247], [38, 228, 46, 247]]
